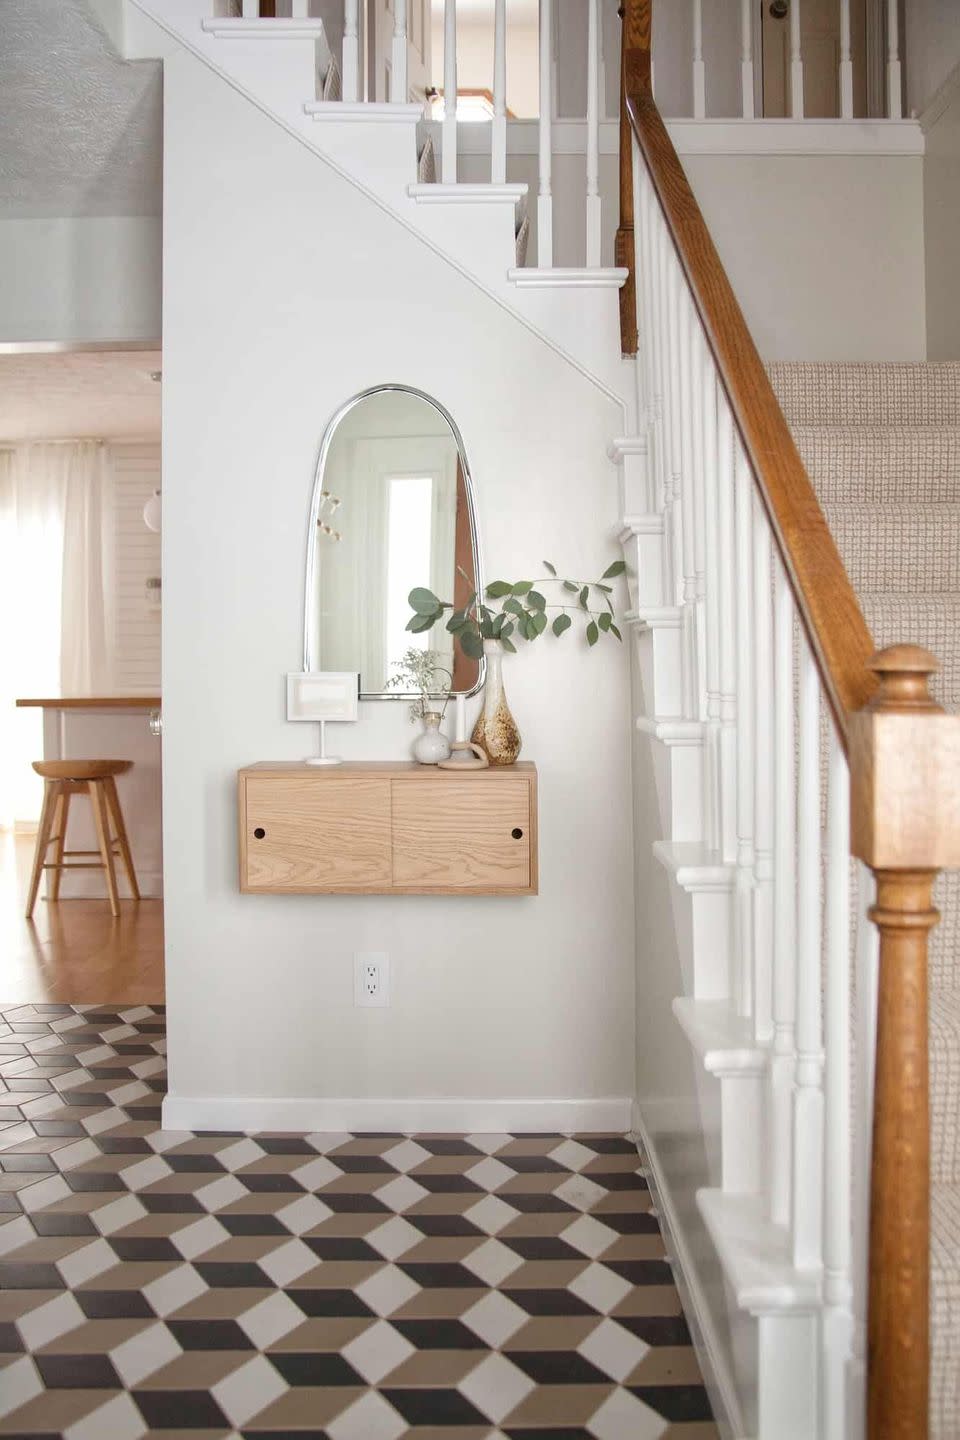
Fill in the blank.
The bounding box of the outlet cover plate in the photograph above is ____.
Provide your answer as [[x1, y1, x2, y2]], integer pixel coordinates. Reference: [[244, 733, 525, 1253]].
[[354, 952, 389, 1007]]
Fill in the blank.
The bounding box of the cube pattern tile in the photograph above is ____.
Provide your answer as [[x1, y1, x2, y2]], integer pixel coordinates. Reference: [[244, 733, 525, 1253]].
[[0, 1003, 718, 1438]]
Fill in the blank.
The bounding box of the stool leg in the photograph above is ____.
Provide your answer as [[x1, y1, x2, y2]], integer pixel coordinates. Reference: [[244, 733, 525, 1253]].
[[25, 782, 58, 919], [104, 776, 140, 901], [89, 780, 121, 918], [49, 789, 70, 903]]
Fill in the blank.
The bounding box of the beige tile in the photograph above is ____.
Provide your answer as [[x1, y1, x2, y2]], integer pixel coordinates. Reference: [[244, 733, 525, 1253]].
[[505, 1315, 600, 1350], [406, 1193, 479, 1215], [498, 1259, 588, 1289], [401, 1237, 483, 1264], [164, 1289, 273, 1320], [612, 1285, 684, 1318], [287, 1260, 381, 1289], [265, 1317, 374, 1352], [0, 1388, 114, 1435], [249, 1385, 364, 1428], [138, 1349, 253, 1389], [382, 1348, 483, 1386], [304, 1213, 386, 1238], [626, 1346, 707, 1386], [37, 1318, 154, 1353], [392, 1287, 487, 1319], [504, 1382, 613, 1426], [602, 1234, 668, 1261], [74, 1260, 176, 1290]]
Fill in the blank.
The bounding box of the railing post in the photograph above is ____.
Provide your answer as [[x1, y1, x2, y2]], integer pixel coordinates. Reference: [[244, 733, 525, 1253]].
[[342, 0, 359, 104], [839, 0, 853, 119], [538, 0, 554, 265], [740, 0, 754, 119], [391, 0, 408, 103], [442, 0, 457, 181], [886, 0, 902, 119], [849, 645, 960, 1440], [789, 0, 804, 118], [492, 0, 507, 184], [692, 0, 705, 119], [616, 1, 651, 354], [586, 0, 602, 266]]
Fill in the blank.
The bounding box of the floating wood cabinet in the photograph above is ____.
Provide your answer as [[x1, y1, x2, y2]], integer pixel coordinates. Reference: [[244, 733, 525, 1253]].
[[238, 762, 538, 895]]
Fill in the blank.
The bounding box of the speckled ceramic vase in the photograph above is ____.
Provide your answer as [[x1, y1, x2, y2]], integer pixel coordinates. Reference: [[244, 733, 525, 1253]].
[[472, 640, 522, 765], [412, 711, 452, 765]]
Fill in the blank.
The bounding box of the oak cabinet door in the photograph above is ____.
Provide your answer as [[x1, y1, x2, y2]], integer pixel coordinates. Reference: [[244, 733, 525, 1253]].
[[242, 776, 392, 892], [391, 777, 533, 892]]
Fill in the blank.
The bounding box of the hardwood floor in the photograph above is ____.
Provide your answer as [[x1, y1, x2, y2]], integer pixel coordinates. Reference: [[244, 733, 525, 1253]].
[[0, 830, 164, 1004]]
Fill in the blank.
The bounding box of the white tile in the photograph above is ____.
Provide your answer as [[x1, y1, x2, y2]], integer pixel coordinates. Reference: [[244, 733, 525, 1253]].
[[549, 1139, 598, 1173], [129, 1056, 166, 1080], [587, 1386, 669, 1440], [464, 1157, 516, 1192], [142, 1262, 209, 1317], [119, 1006, 153, 1023], [554, 1174, 608, 1212], [0, 1355, 42, 1420], [170, 1215, 231, 1261], [56, 1238, 117, 1288], [50, 1013, 87, 1032], [145, 1129, 194, 1153], [568, 1262, 632, 1315], [561, 1214, 620, 1259], [460, 1238, 524, 1287], [275, 1193, 333, 1236], [91, 1194, 148, 1236], [105, 1081, 151, 1107], [460, 1290, 528, 1348], [213, 1354, 289, 1428], [0, 1216, 35, 1257], [76, 1045, 117, 1066], [373, 1175, 429, 1213], [303, 1131, 353, 1154], [16, 1173, 70, 1213], [364, 1215, 422, 1261], [290, 1155, 343, 1191], [20, 1094, 65, 1118], [577, 1317, 650, 1384], [51, 1068, 93, 1091], [110, 1321, 182, 1387], [52, 1139, 102, 1172], [463, 1133, 512, 1155], [100, 1025, 138, 1042], [258, 1238, 318, 1287], [217, 1138, 266, 1172], [458, 1352, 535, 1424], [236, 1290, 305, 1350], [381, 1139, 431, 1173], [342, 1319, 415, 1384], [463, 1194, 519, 1236], [17, 1292, 86, 1351], [326, 1389, 407, 1440], [118, 1155, 172, 1191], [195, 1175, 248, 1213], [64, 1392, 147, 1440], [82, 1106, 126, 1137], [355, 1263, 421, 1317]]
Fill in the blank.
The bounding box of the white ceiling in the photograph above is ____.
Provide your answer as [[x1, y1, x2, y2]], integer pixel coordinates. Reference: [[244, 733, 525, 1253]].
[[0, 0, 162, 219], [0, 350, 162, 441]]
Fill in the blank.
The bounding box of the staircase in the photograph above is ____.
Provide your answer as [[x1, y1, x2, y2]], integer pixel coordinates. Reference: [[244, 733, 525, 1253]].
[[772, 360, 960, 1440]]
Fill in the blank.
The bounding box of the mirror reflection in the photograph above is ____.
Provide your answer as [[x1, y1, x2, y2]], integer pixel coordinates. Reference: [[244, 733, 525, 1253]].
[[305, 388, 482, 698]]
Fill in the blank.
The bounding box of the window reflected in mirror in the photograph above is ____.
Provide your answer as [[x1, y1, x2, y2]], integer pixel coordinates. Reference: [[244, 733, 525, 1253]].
[[305, 388, 482, 698]]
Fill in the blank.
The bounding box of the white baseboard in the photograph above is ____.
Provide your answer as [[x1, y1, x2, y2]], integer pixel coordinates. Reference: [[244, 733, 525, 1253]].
[[633, 1099, 749, 1440], [162, 1094, 633, 1134]]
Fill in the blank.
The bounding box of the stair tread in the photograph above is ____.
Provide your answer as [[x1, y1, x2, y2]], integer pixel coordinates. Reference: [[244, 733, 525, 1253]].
[[673, 998, 766, 1071], [821, 503, 960, 593], [696, 1190, 820, 1312]]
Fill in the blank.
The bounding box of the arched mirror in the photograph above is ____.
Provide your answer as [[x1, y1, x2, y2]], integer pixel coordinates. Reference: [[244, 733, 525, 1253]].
[[304, 387, 483, 699]]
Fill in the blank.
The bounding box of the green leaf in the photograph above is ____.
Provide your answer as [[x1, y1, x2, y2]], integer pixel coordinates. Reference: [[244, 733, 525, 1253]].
[[485, 580, 512, 598], [586, 620, 599, 646], [479, 605, 495, 623], [501, 620, 514, 638], [503, 597, 525, 617], [543, 560, 557, 576], [527, 590, 546, 611], [596, 583, 613, 594], [602, 560, 627, 580], [579, 586, 590, 610], [512, 580, 533, 596], [563, 580, 579, 593], [501, 635, 517, 654], [407, 613, 436, 633], [446, 615, 469, 633], [492, 612, 505, 639], [610, 623, 622, 642], [519, 614, 535, 641], [409, 587, 440, 614], [598, 611, 612, 632], [552, 612, 572, 637], [532, 609, 548, 635], [460, 626, 484, 659]]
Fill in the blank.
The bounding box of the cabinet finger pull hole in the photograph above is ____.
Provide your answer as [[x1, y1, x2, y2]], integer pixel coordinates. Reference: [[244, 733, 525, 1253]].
[[511, 827, 523, 839], [253, 827, 266, 840]]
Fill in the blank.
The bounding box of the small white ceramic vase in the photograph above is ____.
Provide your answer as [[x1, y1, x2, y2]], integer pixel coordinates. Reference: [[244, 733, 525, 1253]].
[[412, 710, 452, 765]]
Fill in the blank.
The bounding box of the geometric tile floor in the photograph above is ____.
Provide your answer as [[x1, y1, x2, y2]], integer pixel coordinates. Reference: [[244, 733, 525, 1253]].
[[0, 1004, 718, 1438]]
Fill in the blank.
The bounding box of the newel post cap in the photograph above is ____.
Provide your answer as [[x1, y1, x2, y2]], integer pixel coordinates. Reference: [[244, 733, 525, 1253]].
[[865, 644, 941, 714]]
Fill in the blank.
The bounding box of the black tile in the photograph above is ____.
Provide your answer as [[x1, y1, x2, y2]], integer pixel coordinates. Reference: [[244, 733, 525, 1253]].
[[0, 1321, 24, 1352], [5, 1078, 53, 1092], [606, 1260, 674, 1286], [35, 1353, 121, 1388], [392, 1319, 486, 1351], [110, 1237, 181, 1262], [28, 1005, 74, 1015], [321, 1193, 390, 1214], [382, 1387, 487, 1427], [220, 1214, 289, 1237], [195, 1262, 271, 1288], [255, 1138, 316, 1155], [167, 1319, 256, 1352], [414, 1138, 484, 1156], [502, 1237, 582, 1261], [578, 1137, 638, 1154], [140, 1193, 204, 1214], [77, 1290, 155, 1319], [32, 1213, 97, 1237], [0, 1263, 64, 1289], [97, 1137, 152, 1155], [507, 1350, 610, 1385], [0, 1109, 23, 1124], [399, 1263, 482, 1288], [0, 1154, 57, 1172], [194, 1131, 243, 1138], [498, 1194, 576, 1214], [166, 1155, 226, 1174], [134, 1389, 229, 1429], [58, 1092, 113, 1106], [405, 1214, 484, 1238], [618, 1314, 693, 1347], [267, 1353, 364, 1387], [0, 1195, 21, 1211], [65, 1173, 127, 1193], [287, 1288, 375, 1318], [244, 1431, 328, 1439], [629, 1385, 714, 1421], [596, 1211, 660, 1234], [504, 1430, 594, 1439], [302, 1237, 379, 1261], [237, 1174, 304, 1193], [412, 1174, 483, 1194], [497, 1156, 565, 1173], [501, 1288, 598, 1317], [332, 1156, 398, 1174], [586, 1172, 648, 1192]]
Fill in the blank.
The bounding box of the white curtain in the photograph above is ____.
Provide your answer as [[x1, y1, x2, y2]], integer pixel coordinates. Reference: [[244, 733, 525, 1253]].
[[0, 442, 113, 829]]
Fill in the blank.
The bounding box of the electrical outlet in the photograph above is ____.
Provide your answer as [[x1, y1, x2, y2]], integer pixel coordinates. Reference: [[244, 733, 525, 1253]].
[[354, 952, 389, 1007]]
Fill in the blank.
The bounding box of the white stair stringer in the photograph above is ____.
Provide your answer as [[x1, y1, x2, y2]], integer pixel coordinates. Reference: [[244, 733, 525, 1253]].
[[674, 998, 767, 1195], [123, 0, 629, 405]]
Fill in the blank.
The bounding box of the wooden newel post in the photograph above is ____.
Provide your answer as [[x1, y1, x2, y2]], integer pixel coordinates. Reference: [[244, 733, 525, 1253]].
[[850, 645, 960, 1440], [615, 1, 651, 357]]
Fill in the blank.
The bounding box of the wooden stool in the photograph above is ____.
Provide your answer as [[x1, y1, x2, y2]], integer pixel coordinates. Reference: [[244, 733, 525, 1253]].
[[26, 761, 140, 919]]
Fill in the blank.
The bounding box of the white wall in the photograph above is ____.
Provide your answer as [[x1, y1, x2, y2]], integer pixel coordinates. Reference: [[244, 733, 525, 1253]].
[[156, 32, 635, 1123], [110, 441, 161, 693], [923, 66, 960, 359], [0, 217, 161, 344], [906, 0, 960, 115]]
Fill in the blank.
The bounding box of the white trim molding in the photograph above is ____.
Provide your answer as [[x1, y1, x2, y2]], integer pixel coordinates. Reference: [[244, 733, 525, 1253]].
[[201, 18, 330, 40], [162, 1095, 634, 1134], [508, 267, 628, 289], [305, 101, 425, 123], [407, 183, 528, 205]]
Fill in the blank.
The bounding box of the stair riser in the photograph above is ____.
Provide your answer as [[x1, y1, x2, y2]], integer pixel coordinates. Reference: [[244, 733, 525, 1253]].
[[621, 524, 665, 612], [633, 622, 683, 720], [796, 426, 960, 505], [199, 38, 322, 108], [686, 890, 733, 1000], [770, 362, 960, 426], [757, 1311, 819, 1439], [717, 1072, 765, 1192], [406, 204, 521, 284], [825, 508, 960, 594]]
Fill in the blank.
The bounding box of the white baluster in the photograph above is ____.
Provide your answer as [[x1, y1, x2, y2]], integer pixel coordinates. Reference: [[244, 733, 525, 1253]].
[[538, 0, 553, 265], [342, 0, 359, 103], [702, 344, 721, 853], [823, 726, 853, 1438], [733, 442, 755, 1018], [691, 319, 708, 729], [492, 0, 507, 184], [740, 0, 755, 119], [586, 0, 602, 266], [647, 187, 674, 599], [839, 0, 853, 118], [291, 0, 308, 17], [242, 0, 257, 18], [677, 279, 698, 722], [391, 0, 408, 103], [848, 863, 879, 1434], [665, 238, 683, 609], [692, 0, 706, 118], [793, 633, 824, 1270], [442, 0, 457, 181], [752, 503, 773, 1044], [887, 0, 902, 118], [769, 559, 796, 1227], [790, 0, 804, 118], [717, 392, 737, 864]]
